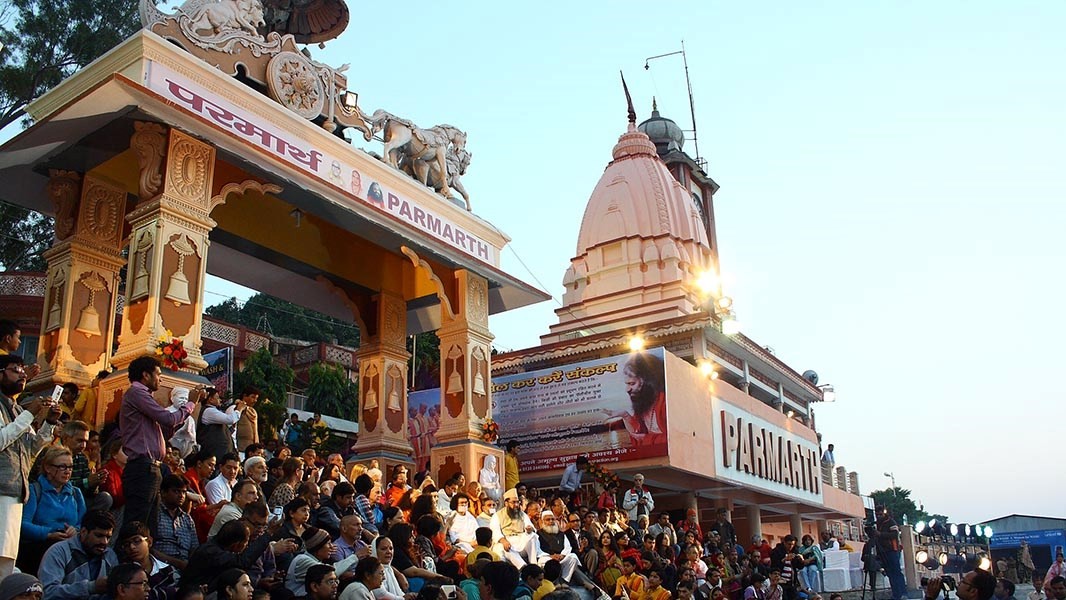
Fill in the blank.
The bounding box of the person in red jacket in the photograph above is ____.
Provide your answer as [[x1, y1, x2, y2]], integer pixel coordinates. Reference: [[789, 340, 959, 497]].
[[99, 439, 126, 511]]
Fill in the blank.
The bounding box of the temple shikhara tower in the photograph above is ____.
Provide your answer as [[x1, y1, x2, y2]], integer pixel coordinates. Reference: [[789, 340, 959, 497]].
[[492, 92, 866, 546]]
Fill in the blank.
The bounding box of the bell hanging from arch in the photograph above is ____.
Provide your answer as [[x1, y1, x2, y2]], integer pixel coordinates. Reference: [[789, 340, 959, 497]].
[[130, 262, 150, 299], [46, 296, 62, 331], [75, 303, 101, 338], [164, 269, 190, 306]]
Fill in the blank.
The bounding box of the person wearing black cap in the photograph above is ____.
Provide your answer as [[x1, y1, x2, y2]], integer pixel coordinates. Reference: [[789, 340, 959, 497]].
[[0, 354, 60, 578], [0, 572, 43, 600], [285, 527, 347, 597]]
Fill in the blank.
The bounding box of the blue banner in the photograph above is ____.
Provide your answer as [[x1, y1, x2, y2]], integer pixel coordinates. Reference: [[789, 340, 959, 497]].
[[200, 348, 232, 395]]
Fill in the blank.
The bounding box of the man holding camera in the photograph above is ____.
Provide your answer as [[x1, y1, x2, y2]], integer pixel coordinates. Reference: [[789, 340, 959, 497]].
[[875, 509, 907, 600], [922, 570, 996, 600]]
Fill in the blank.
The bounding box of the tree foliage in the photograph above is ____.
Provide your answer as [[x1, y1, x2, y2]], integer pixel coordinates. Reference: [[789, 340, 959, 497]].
[[870, 487, 950, 526], [0, 200, 51, 271], [410, 331, 441, 391], [206, 293, 361, 346], [305, 361, 358, 421], [233, 347, 294, 440], [0, 0, 144, 130]]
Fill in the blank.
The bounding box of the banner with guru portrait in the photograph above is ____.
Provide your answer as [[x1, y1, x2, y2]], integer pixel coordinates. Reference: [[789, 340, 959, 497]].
[[494, 347, 668, 473]]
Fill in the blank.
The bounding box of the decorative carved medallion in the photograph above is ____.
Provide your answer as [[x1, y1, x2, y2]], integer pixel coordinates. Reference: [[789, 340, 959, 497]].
[[77, 177, 126, 247], [468, 276, 488, 324], [168, 138, 213, 203], [267, 52, 326, 120], [131, 122, 168, 200], [381, 296, 405, 348]]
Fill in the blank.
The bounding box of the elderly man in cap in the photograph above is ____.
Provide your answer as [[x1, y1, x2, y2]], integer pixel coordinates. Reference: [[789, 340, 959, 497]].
[[490, 488, 540, 568], [285, 526, 355, 597]]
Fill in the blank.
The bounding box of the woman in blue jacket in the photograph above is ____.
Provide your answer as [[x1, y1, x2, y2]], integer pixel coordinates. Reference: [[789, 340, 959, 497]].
[[17, 446, 86, 571]]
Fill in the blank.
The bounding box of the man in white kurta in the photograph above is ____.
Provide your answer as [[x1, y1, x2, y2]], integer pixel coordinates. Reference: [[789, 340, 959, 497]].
[[489, 488, 539, 568]]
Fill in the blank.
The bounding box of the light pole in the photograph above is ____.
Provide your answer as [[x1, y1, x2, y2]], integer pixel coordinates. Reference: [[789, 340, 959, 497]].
[[883, 472, 897, 497]]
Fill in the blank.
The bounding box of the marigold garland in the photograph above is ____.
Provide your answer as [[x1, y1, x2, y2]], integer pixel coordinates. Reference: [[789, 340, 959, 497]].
[[482, 418, 500, 443], [581, 460, 620, 489]]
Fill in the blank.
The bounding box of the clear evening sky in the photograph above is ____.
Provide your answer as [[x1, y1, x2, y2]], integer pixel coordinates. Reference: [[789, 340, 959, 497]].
[[191, 1, 1062, 523]]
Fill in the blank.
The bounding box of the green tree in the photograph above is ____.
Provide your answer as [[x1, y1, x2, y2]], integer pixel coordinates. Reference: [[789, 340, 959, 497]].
[[410, 331, 440, 391], [0, 0, 144, 129], [234, 347, 294, 441], [0, 200, 51, 271], [206, 293, 361, 346], [871, 487, 950, 526], [305, 362, 358, 421]]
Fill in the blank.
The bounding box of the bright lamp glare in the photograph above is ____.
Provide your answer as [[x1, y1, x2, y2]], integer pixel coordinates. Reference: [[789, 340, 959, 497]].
[[915, 521, 926, 534], [938, 552, 949, 566], [978, 556, 991, 571], [695, 270, 719, 295], [984, 526, 993, 538], [929, 519, 937, 528], [722, 317, 741, 335], [716, 296, 734, 310], [950, 524, 959, 536], [699, 360, 715, 378], [628, 336, 645, 352], [915, 550, 929, 564], [964, 525, 972, 536]]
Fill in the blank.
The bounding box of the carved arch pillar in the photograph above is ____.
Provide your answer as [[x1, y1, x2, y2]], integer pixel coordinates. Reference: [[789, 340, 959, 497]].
[[430, 269, 503, 488], [100, 125, 218, 422], [350, 290, 414, 470], [32, 170, 128, 397]]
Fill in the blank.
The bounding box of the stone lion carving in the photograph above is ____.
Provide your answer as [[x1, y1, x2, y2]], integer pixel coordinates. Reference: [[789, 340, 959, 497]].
[[367, 110, 469, 206]]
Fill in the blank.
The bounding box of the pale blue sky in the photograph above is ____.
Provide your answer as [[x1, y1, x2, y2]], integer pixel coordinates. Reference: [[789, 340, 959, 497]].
[[195, 1, 1064, 523]]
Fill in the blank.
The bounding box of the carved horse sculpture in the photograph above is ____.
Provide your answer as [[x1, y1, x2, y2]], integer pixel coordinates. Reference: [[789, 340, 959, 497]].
[[422, 146, 472, 210], [368, 110, 467, 201]]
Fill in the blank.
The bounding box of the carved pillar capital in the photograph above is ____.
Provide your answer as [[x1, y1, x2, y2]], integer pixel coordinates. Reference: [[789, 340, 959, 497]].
[[131, 121, 168, 201], [46, 170, 82, 242]]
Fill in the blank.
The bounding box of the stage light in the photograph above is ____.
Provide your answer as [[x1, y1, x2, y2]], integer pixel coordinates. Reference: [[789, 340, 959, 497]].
[[787, 410, 795, 419], [964, 524, 972, 536], [915, 550, 929, 564], [950, 524, 959, 537], [915, 521, 927, 534], [628, 335, 645, 352], [938, 552, 949, 566], [929, 519, 937, 528], [984, 526, 993, 538], [978, 555, 991, 571]]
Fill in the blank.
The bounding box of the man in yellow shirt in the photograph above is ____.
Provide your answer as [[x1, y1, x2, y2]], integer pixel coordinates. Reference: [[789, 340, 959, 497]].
[[637, 570, 670, 600], [615, 556, 647, 599], [505, 441, 520, 491]]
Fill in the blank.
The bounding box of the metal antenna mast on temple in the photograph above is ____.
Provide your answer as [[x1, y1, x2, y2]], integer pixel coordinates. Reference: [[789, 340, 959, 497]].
[[644, 40, 704, 169]]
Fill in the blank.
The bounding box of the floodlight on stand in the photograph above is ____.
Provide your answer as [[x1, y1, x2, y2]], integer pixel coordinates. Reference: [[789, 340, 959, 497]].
[[915, 521, 927, 534], [722, 315, 741, 335], [342, 91, 358, 112], [938, 552, 949, 566], [628, 335, 646, 352], [915, 550, 929, 564]]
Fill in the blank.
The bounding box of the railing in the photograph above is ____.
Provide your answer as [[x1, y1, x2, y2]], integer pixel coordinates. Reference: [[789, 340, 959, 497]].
[[821, 464, 861, 495], [0, 272, 46, 297]]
